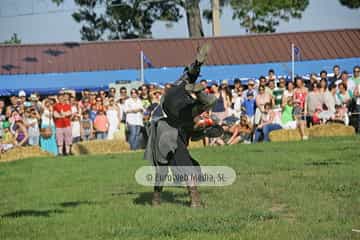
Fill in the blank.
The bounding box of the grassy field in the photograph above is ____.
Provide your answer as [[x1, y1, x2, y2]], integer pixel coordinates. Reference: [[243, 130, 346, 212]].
[[0, 137, 359, 240]]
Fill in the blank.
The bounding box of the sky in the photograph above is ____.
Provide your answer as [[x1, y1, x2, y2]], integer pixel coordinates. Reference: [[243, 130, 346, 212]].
[[0, 0, 359, 44]]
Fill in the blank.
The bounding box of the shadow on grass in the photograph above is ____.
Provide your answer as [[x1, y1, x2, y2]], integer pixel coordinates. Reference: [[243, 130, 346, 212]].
[[133, 191, 188, 206], [1, 209, 64, 218], [59, 200, 98, 208]]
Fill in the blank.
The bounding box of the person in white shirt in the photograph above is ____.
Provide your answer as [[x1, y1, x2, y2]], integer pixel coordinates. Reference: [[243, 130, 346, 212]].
[[124, 89, 144, 150]]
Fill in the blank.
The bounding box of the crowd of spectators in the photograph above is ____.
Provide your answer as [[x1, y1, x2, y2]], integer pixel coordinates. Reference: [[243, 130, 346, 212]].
[[0, 65, 360, 155]]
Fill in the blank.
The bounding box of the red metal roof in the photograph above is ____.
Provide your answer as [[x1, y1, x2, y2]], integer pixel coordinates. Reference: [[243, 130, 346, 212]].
[[1, 29, 360, 75]]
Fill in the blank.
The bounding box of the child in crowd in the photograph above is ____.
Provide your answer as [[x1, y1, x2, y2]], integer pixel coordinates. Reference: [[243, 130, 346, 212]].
[[312, 106, 322, 125], [242, 91, 256, 126], [0, 121, 16, 153], [24, 108, 40, 146], [330, 105, 347, 124], [80, 111, 93, 141], [89, 104, 98, 122], [71, 114, 81, 144], [93, 109, 109, 140]]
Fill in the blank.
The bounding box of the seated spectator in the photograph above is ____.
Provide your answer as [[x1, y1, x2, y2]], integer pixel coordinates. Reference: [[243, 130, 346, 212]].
[[329, 104, 347, 124], [80, 111, 93, 141], [254, 103, 282, 142], [93, 108, 109, 140], [14, 120, 28, 146], [226, 116, 252, 144], [281, 98, 307, 140], [312, 106, 323, 125]]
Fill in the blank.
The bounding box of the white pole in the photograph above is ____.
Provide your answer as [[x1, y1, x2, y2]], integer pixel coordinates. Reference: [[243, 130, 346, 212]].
[[140, 50, 144, 83], [291, 43, 295, 82]]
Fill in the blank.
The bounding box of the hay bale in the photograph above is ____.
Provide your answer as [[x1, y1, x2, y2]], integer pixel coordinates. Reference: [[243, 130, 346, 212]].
[[270, 123, 355, 142], [309, 123, 355, 138], [188, 140, 204, 149], [0, 146, 53, 162], [71, 139, 130, 155], [269, 128, 310, 142]]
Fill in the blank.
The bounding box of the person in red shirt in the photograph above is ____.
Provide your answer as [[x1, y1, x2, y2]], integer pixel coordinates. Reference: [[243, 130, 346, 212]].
[[53, 91, 72, 155]]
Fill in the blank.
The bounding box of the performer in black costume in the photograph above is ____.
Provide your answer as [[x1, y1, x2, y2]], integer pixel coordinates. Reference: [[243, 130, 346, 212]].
[[144, 44, 223, 208]]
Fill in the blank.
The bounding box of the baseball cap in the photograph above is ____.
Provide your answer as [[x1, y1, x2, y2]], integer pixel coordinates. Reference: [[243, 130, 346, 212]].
[[18, 90, 26, 97]]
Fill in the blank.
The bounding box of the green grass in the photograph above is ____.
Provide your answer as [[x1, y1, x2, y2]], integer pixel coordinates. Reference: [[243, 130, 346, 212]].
[[0, 137, 360, 240]]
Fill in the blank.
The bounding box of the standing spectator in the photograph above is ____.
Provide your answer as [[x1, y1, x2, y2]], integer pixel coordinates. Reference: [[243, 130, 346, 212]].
[[93, 109, 109, 140], [306, 73, 318, 91], [124, 89, 144, 150], [281, 98, 307, 140], [354, 79, 360, 133], [40, 99, 57, 155], [319, 79, 328, 94], [242, 91, 256, 126], [320, 85, 337, 122], [340, 71, 355, 93], [108, 87, 116, 98], [266, 79, 276, 96], [273, 77, 286, 109], [267, 69, 277, 82], [71, 114, 81, 144], [233, 86, 244, 119], [231, 78, 244, 103], [350, 65, 360, 86], [53, 91, 72, 156], [336, 83, 353, 106], [242, 79, 257, 99], [119, 87, 128, 100], [293, 77, 308, 124], [258, 76, 267, 89], [24, 107, 40, 146], [106, 98, 120, 140], [220, 80, 232, 116], [329, 65, 341, 85], [320, 70, 328, 84], [80, 111, 93, 141], [283, 81, 295, 103], [255, 85, 272, 125], [307, 82, 324, 125], [89, 104, 98, 123], [253, 103, 282, 142], [139, 85, 151, 110], [211, 84, 228, 123]]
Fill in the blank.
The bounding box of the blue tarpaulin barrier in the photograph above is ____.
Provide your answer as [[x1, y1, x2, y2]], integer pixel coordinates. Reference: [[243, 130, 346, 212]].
[[0, 57, 359, 96]]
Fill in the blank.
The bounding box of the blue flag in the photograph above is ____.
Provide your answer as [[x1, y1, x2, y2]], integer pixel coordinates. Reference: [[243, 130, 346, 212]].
[[143, 53, 153, 68], [294, 46, 301, 61]]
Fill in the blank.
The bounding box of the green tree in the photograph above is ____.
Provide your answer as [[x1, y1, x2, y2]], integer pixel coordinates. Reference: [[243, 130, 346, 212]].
[[339, 0, 360, 8], [3, 33, 21, 44], [203, 0, 309, 33], [52, 0, 205, 40]]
